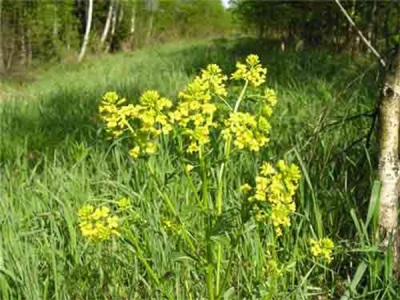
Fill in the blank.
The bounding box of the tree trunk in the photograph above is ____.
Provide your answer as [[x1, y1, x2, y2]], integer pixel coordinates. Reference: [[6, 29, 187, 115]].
[[128, 3, 136, 49], [100, 0, 114, 46], [0, 0, 4, 74], [378, 47, 400, 274], [78, 0, 93, 63], [105, 1, 117, 53], [145, 12, 154, 45]]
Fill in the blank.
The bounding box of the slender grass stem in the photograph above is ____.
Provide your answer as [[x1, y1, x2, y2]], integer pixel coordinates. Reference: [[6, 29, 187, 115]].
[[147, 161, 197, 254], [125, 232, 174, 300]]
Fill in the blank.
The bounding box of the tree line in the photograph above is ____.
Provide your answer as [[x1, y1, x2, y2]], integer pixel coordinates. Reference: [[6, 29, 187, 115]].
[[0, 0, 231, 73], [232, 0, 399, 57]]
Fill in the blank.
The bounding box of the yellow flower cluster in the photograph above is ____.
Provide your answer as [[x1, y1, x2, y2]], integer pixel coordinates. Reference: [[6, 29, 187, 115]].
[[98, 91, 129, 138], [247, 160, 301, 236], [221, 87, 277, 153], [222, 112, 269, 152], [231, 54, 267, 87], [309, 238, 334, 263], [99, 90, 173, 158], [171, 64, 226, 153], [77, 205, 119, 242], [99, 55, 276, 157]]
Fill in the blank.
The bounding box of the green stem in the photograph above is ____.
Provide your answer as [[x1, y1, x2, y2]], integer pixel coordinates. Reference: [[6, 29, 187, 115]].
[[199, 146, 215, 300], [233, 80, 249, 113], [183, 165, 201, 204]]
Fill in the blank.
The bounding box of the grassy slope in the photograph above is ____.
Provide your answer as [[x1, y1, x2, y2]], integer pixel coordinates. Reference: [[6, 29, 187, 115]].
[[0, 39, 394, 299]]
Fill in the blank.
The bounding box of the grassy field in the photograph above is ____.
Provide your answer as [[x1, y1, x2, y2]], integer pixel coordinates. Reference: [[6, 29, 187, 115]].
[[0, 38, 396, 299]]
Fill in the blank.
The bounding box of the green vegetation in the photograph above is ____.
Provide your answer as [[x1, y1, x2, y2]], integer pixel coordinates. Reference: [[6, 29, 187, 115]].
[[1, 39, 396, 299]]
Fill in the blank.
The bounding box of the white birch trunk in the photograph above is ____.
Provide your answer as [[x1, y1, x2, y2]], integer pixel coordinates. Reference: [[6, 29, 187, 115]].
[[78, 0, 93, 63], [105, 1, 118, 53], [130, 5, 136, 35], [100, 0, 114, 45], [378, 49, 400, 272]]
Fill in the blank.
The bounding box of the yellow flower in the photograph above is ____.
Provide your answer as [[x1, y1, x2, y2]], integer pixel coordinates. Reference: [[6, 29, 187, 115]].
[[77, 205, 94, 219], [187, 142, 199, 153], [107, 216, 119, 229], [231, 54, 267, 87], [145, 142, 157, 154], [77, 204, 119, 242], [91, 206, 110, 220], [117, 197, 130, 209], [129, 146, 140, 158], [247, 160, 301, 236], [310, 238, 334, 263], [223, 112, 270, 153], [240, 183, 252, 193], [185, 164, 194, 172], [260, 162, 275, 176]]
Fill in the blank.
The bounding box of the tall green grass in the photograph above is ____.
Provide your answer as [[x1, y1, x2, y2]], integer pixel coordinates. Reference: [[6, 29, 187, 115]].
[[1, 38, 396, 299]]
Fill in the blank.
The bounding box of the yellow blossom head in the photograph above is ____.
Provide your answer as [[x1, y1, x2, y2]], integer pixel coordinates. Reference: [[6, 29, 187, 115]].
[[77, 204, 119, 242], [117, 197, 131, 209], [309, 237, 334, 263], [231, 54, 267, 87]]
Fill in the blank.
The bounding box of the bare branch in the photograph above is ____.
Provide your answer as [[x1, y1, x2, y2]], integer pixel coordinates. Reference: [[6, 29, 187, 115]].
[[334, 0, 386, 67]]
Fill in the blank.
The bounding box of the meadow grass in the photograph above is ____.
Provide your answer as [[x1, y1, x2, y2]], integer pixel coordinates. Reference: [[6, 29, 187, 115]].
[[0, 38, 397, 299]]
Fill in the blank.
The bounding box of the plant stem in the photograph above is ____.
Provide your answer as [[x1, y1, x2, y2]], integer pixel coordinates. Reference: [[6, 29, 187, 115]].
[[199, 146, 215, 300], [233, 80, 249, 113]]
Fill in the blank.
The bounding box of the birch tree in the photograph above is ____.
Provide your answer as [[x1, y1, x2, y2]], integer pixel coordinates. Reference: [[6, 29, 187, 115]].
[[100, 0, 114, 47], [78, 0, 93, 62], [378, 48, 400, 272]]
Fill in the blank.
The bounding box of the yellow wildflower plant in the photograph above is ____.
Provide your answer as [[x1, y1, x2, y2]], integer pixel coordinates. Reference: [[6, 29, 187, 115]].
[[77, 204, 120, 242], [309, 237, 335, 263], [246, 160, 301, 236], [92, 55, 305, 297]]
